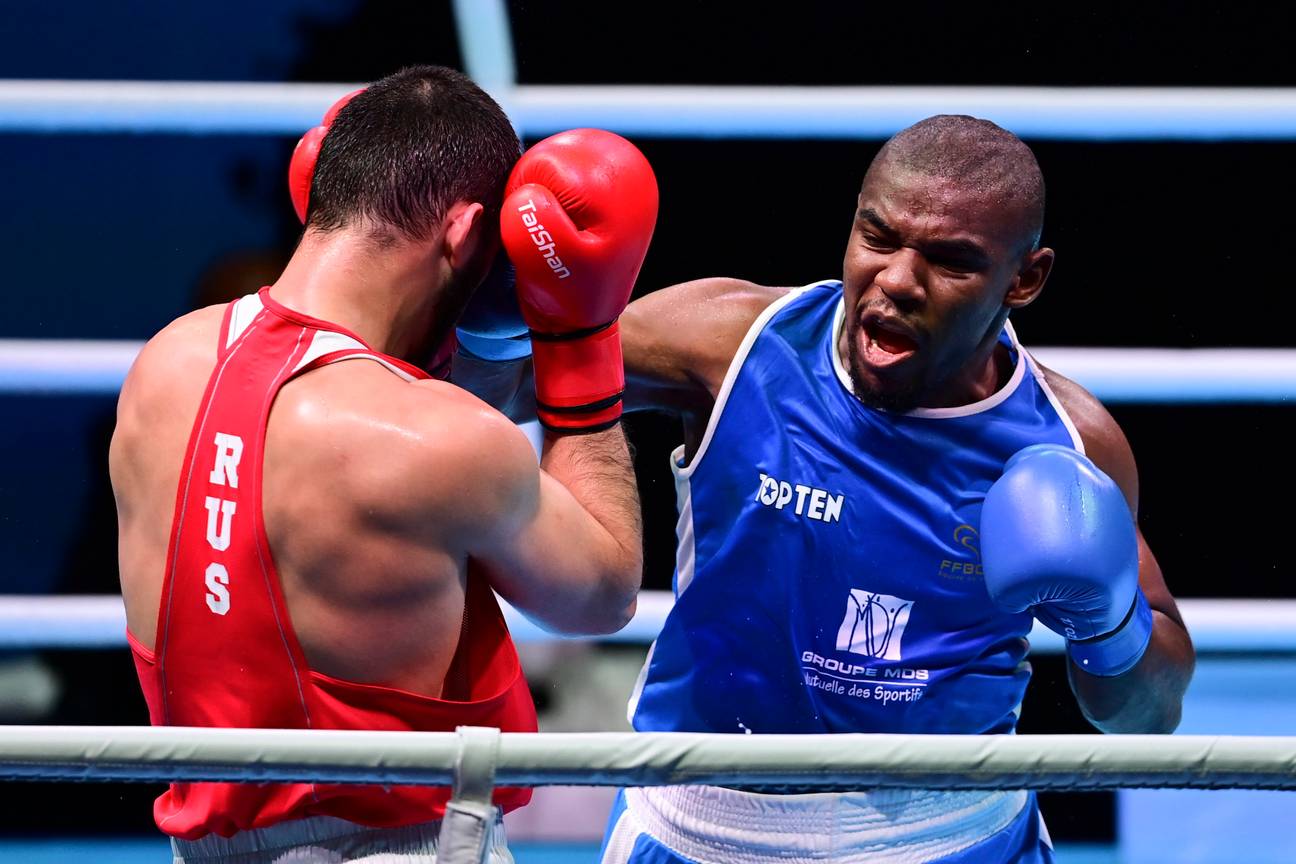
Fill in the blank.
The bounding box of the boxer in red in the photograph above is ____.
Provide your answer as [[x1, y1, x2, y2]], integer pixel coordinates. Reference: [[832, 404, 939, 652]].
[[110, 65, 656, 862]]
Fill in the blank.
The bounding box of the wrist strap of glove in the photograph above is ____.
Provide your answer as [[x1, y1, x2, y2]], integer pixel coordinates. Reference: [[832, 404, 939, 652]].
[[530, 320, 624, 432], [1067, 589, 1154, 677], [455, 328, 534, 362]]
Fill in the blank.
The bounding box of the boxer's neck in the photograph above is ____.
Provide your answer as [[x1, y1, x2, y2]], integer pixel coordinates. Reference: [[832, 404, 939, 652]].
[[270, 225, 449, 360]]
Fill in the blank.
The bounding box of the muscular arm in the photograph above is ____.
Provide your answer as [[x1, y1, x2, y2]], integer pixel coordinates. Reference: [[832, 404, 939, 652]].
[[454, 278, 783, 453], [1041, 366, 1195, 733], [621, 279, 780, 409], [445, 402, 644, 635]]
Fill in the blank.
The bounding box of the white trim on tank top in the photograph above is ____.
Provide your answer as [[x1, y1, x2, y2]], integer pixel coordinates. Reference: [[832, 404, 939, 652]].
[[670, 280, 831, 481], [666, 280, 830, 598], [226, 294, 421, 383], [225, 292, 266, 349], [830, 295, 1084, 449], [291, 329, 419, 381], [1022, 349, 1086, 453]]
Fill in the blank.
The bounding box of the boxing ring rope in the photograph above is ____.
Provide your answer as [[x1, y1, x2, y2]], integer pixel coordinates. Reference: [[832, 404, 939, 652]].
[[5, 80, 1296, 140], [0, 594, 1289, 653], [0, 725, 1293, 790], [4, 339, 1296, 402]]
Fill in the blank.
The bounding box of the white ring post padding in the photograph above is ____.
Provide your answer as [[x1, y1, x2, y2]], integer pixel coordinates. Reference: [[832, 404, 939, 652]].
[[0, 726, 1293, 790], [438, 726, 502, 864], [0, 595, 1290, 653], [452, 726, 500, 803], [5, 82, 1296, 140], [6, 339, 1296, 402]]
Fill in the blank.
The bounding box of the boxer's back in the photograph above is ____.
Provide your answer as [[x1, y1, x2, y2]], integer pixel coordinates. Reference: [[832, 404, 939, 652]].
[[113, 300, 489, 697], [112, 290, 536, 836]]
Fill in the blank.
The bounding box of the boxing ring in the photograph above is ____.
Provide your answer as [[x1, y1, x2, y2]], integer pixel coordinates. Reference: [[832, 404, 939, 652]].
[[5, 4, 1296, 859]]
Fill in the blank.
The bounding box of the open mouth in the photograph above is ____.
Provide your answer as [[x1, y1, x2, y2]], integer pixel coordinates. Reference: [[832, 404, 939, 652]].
[[860, 316, 919, 367]]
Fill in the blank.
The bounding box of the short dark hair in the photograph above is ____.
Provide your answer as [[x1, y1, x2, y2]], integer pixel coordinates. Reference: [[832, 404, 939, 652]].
[[869, 115, 1045, 252], [307, 65, 521, 242]]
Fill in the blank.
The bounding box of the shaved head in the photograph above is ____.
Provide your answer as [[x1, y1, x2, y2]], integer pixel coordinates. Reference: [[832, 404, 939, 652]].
[[866, 115, 1045, 254]]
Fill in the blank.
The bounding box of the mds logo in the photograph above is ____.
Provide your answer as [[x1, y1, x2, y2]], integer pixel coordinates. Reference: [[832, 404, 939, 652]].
[[835, 589, 914, 661]]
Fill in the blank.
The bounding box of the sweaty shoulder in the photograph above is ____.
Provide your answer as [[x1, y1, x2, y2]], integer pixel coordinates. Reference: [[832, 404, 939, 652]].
[[120, 305, 226, 397], [1037, 363, 1139, 514], [622, 277, 790, 413], [115, 304, 228, 455], [269, 362, 538, 549]]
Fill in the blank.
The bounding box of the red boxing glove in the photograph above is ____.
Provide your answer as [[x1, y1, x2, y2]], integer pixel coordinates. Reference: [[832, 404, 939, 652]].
[[500, 129, 658, 431], [287, 88, 365, 223]]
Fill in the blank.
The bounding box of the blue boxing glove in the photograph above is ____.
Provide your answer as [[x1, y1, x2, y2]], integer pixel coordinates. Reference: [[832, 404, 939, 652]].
[[981, 444, 1153, 677], [455, 251, 533, 362]]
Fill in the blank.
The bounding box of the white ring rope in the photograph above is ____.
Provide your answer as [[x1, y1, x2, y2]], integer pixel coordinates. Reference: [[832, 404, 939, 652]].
[[5, 340, 1296, 402], [0, 726, 1292, 790], [0, 340, 142, 395], [5, 81, 1296, 139], [0, 595, 1287, 653]]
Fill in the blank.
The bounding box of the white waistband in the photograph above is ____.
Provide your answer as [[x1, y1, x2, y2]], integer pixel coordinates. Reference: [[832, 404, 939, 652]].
[[170, 814, 511, 863], [623, 785, 1028, 864]]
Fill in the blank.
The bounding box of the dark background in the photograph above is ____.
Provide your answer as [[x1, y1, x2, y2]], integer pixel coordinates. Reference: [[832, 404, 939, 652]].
[[2, 0, 1293, 845]]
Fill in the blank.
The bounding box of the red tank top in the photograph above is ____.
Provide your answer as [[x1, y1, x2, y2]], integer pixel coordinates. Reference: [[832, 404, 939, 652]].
[[129, 288, 536, 839]]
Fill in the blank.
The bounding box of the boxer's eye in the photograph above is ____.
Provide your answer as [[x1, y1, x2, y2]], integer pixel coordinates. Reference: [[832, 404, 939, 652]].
[[924, 245, 989, 275], [930, 255, 979, 274], [859, 231, 894, 252]]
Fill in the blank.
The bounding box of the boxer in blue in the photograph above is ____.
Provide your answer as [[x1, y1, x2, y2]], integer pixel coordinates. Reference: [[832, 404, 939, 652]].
[[457, 115, 1195, 863]]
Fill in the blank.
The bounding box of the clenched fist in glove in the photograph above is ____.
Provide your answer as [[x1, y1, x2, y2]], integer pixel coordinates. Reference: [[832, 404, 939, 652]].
[[500, 129, 658, 432], [981, 444, 1154, 677]]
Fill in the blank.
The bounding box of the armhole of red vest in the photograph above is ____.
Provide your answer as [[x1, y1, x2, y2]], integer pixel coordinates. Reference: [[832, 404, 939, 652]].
[[125, 628, 156, 664]]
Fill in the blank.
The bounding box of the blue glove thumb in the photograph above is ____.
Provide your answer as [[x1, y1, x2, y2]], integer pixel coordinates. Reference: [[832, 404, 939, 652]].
[[456, 251, 532, 361]]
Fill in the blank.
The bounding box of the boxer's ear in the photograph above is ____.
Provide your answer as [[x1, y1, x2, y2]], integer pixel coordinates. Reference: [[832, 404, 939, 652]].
[[443, 202, 487, 270], [1004, 246, 1054, 310]]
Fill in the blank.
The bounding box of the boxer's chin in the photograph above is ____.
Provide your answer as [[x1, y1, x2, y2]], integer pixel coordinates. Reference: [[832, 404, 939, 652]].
[[846, 331, 922, 413], [850, 371, 923, 413]]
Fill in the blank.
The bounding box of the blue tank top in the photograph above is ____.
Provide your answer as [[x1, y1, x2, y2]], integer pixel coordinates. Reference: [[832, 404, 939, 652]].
[[630, 280, 1082, 736]]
